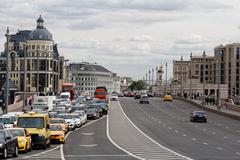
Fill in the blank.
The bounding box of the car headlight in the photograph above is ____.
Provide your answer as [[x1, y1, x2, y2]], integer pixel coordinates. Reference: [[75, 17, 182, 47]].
[[0, 143, 3, 148]]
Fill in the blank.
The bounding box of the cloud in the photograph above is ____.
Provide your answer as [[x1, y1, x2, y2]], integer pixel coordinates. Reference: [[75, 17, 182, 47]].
[[130, 35, 153, 42]]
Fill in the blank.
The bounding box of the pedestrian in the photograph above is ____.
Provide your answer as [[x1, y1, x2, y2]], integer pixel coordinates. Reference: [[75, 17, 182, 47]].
[[1, 103, 5, 114], [213, 98, 215, 105], [29, 98, 32, 106]]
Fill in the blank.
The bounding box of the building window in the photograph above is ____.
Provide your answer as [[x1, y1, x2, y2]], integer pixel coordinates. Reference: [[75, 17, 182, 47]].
[[32, 45, 35, 50], [41, 45, 45, 50], [237, 47, 240, 59], [37, 45, 40, 49]]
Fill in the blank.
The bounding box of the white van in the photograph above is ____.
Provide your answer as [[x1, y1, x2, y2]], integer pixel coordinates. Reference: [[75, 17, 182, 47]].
[[60, 92, 71, 101]]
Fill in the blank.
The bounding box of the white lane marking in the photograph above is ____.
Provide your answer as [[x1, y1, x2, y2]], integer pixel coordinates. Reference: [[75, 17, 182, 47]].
[[203, 129, 206, 131], [158, 121, 162, 124], [22, 145, 60, 159], [237, 140, 240, 143], [60, 116, 106, 160], [107, 113, 142, 160], [117, 101, 193, 160], [225, 126, 229, 129], [212, 132, 216, 135], [195, 126, 198, 128], [182, 134, 186, 137], [203, 142, 208, 145], [79, 144, 98, 147], [216, 147, 223, 150], [82, 132, 95, 136], [65, 154, 130, 157], [236, 152, 240, 155], [168, 127, 172, 130], [217, 124, 221, 126], [192, 138, 197, 141], [237, 130, 240, 133], [224, 136, 228, 139], [175, 130, 179, 133], [163, 124, 166, 127]]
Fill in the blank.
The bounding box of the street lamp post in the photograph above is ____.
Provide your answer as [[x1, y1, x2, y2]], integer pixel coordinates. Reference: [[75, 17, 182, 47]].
[[181, 56, 183, 97], [23, 44, 27, 111], [165, 62, 168, 94], [36, 50, 39, 96], [45, 52, 48, 95], [148, 70, 151, 86], [152, 68, 154, 86], [64, 59, 69, 83], [190, 52, 193, 99], [217, 51, 222, 110], [5, 27, 10, 114], [202, 51, 206, 104]]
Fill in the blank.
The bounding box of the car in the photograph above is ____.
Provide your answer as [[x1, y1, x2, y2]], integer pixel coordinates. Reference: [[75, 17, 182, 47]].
[[92, 100, 109, 115], [163, 95, 173, 102], [134, 93, 141, 99], [74, 110, 87, 124], [57, 114, 76, 131], [110, 94, 118, 101], [1, 114, 17, 126], [0, 116, 14, 129], [0, 130, 18, 158], [50, 118, 69, 133], [0, 123, 5, 130], [117, 92, 124, 97], [147, 92, 154, 97], [70, 114, 82, 127], [89, 104, 103, 117], [140, 95, 149, 104], [86, 108, 100, 119], [6, 128, 32, 153], [190, 111, 207, 123], [49, 124, 65, 144], [49, 111, 58, 118], [52, 107, 67, 114]]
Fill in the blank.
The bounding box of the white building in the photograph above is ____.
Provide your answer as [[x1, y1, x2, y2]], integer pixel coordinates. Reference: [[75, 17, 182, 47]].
[[67, 62, 118, 95]]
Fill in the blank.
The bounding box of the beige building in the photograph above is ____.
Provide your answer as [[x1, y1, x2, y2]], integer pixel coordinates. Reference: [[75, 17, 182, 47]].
[[0, 16, 66, 97], [173, 59, 190, 84], [215, 43, 240, 97]]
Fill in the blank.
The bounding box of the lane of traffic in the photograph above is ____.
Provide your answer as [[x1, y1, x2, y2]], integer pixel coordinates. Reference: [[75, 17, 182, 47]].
[[119, 97, 240, 160]]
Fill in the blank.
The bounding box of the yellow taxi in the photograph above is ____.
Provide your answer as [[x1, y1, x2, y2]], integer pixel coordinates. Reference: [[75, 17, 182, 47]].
[[50, 118, 69, 133], [6, 128, 32, 153], [50, 124, 65, 144], [163, 95, 173, 102]]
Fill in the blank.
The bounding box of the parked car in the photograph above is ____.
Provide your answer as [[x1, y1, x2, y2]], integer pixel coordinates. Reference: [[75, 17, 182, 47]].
[[0, 130, 18, 158], [190, 111, 207, 123], [140, 95, 149, 104], [6, 128, 32, 153], [117, 92, 124, 97], [163, 95, 173, 102], [49, 124, 65, 144], [134, 93, 141, 99]]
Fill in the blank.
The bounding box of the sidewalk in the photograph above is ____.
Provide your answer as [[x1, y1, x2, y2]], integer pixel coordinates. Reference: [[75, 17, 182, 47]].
[[176, 97, 240, 121]]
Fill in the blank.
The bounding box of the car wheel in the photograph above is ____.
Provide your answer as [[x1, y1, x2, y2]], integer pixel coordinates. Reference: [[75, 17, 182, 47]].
[[204, 120, 207, 123], [13, 146, 18, 157], [3, 148, 7, 159], [24, 143, 28, 153]]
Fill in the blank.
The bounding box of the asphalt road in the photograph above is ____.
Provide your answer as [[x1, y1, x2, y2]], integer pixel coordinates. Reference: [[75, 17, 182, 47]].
[[63, 116, 133, 160], [119, 97, 240, 160]]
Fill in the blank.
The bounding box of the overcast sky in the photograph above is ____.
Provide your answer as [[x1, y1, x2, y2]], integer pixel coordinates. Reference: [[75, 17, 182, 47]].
[[0, 0, 240, 80]]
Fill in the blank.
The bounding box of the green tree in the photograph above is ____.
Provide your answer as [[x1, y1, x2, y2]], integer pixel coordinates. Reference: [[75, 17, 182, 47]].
[[128, 80, 146, 91]]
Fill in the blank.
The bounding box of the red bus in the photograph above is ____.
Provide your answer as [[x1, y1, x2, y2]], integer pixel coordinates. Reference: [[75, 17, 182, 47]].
[[94, 86, 108, 99], [62, 83, 77, 100]]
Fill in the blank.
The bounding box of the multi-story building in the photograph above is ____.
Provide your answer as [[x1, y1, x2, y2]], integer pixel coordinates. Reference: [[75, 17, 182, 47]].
[[173, 59, 190, 84], [67, 62, 117, 95], [0, 16, 66, 99], [214, 43, 240, 96]]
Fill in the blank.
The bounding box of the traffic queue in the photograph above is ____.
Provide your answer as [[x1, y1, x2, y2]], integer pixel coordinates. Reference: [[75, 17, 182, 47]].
[[0, 93, 109, 159]]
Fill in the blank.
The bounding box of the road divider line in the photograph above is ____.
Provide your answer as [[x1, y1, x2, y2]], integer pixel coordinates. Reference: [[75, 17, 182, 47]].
[[117, 101, 193, 160]]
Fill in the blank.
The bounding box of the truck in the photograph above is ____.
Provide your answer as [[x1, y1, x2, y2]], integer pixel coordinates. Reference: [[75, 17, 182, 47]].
[[62, 83, 77, 101]]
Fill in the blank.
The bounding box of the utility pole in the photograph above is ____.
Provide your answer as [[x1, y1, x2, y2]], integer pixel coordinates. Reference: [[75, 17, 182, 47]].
[[23, 44, 27, 111], [148, 70, 151, 86], [190, 52, 193, 99], [5, 27, 10, 114], [202, 51, 206, 104], [37, 50, 39, 96], [146, 73, 148, 85], [181, 56, 183, 97], [45, 51, 48, 95], [165, 62, 167, 94]]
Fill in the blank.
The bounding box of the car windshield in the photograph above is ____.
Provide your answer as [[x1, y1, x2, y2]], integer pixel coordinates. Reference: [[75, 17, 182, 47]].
[[72, 115, 80, 119], [50, 125, 62, 131], [50, 119, 65, 123], [18, 117, 44, 128], [0, 117, 12, 124], [0, 132, 4, 142], [8, 129, 25, 137], [194, 112, 205, 116], [60, 95, 69, 99]]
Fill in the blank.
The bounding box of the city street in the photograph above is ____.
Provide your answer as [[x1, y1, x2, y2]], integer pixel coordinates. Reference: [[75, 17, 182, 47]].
[[119, 97, 240, 160]]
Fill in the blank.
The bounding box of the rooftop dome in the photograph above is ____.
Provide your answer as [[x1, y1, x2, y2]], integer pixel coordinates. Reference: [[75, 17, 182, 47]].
[[29, 15, 52, 41]]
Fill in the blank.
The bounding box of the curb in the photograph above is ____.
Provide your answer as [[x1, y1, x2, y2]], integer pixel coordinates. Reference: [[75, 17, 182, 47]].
[[175, 97, 240, 121]]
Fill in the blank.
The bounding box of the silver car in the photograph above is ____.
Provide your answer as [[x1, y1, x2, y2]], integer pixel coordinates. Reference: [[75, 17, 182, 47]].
[[140, 95, 149, 104]]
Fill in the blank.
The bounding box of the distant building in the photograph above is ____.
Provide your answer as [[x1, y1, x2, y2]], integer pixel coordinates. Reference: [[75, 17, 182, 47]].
[[173, 59, 190, 84], [67, 62, 117, 95], [0, 16, 66, 103], [214, 43, 240, 97]]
